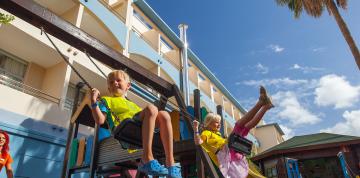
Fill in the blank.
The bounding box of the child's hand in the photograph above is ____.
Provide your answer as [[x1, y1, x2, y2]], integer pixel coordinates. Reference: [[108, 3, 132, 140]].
[[192, 120, 200, 130], [90, 88, 100, 104]]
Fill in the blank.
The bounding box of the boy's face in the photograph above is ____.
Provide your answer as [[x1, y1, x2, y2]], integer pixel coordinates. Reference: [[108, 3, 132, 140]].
[[108, 72, 130, 97]]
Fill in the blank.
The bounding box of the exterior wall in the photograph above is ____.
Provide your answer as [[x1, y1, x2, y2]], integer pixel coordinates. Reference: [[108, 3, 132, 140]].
[[41, 62, 68, 99], [255, 126, 283, 153], [23, 62, 46, 89]]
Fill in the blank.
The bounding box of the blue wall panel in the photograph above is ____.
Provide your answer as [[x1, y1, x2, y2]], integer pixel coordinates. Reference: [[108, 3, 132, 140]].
[[0, 109, 67, 178]]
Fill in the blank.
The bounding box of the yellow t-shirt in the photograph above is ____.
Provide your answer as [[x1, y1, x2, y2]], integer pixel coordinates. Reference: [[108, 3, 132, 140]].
[[100, 96, 142, 129], [200, 130, 227, 166]]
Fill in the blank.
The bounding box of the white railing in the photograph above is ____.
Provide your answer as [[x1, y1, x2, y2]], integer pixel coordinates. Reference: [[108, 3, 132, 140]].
[[0, 74, 60, 104]]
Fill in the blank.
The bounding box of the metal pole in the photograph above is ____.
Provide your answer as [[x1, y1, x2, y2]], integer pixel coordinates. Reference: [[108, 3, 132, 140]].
[[194, 89, 205, 178], [216, 105, 225, 137], [178, 24, 190, 106]]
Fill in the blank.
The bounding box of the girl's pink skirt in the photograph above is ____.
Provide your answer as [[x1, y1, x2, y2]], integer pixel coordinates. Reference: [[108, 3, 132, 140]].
[[216, 124, 250, 178]]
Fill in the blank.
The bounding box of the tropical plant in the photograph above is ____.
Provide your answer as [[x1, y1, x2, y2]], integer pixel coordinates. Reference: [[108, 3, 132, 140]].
[[0, 13, 15, 24], [276, 0, 360, 71]]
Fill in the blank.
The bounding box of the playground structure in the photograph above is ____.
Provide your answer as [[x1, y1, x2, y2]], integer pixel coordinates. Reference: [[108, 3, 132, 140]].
[[0, 0, 284, 177], [0, 1, 234, 177]]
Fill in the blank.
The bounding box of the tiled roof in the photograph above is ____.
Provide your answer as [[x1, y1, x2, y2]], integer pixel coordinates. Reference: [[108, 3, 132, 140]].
[[253, 133, 360, 160]]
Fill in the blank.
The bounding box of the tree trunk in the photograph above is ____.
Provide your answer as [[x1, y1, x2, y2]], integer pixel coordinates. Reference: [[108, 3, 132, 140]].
[[327, 0, 360, 71]]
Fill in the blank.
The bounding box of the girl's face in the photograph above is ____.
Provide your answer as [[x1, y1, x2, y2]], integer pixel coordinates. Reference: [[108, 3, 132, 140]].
[[208, 120, 221, 132], [0, 133, 6, 146]]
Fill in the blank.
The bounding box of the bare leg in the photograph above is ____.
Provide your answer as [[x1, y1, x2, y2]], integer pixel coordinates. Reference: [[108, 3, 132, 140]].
[[156, 111, 175, 167], [236, 86, 269, 127], [245, 104, 272, 129], [140, 104, 158, 163], [236, 100, 264, 127]]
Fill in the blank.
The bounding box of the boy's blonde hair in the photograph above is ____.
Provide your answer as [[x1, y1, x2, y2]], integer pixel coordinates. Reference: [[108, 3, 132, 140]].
[[107, 70, 130, 83], [203, 113, 221, 128]]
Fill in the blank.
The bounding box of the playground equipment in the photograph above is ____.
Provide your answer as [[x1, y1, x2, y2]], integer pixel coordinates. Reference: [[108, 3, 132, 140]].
[[0, 1, 258, 177]]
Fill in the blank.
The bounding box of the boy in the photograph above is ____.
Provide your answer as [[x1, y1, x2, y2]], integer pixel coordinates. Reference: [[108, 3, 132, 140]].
[[90, 70, 181, 177]]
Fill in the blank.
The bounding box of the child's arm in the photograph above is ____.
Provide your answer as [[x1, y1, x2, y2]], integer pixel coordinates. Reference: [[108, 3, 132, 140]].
[[5, 161, 13, 178], [90, 88, 106, 125], [192, 120, 203, 145]]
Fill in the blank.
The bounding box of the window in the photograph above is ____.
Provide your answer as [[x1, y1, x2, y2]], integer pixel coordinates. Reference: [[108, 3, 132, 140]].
[[0, 50, 28, 82], [64, 83, 86, 112], [266, 167, 278, 178], [198, 73, 206, 82]]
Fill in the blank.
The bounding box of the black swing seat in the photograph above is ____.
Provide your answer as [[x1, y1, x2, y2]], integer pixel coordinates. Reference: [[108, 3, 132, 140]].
[[97, 136, 143, 168], [112, 118, 164, 154], [228, 133, 253, 155]]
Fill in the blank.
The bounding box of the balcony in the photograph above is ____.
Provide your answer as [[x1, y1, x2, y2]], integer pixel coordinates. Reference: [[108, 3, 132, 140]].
[[0, 74, 70, 128], [0, 74, 60, 104]]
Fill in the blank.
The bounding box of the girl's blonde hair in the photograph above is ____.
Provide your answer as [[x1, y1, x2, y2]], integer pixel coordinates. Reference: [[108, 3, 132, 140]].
[[107, 70, 130, 83], [203, 113, 221, 128]]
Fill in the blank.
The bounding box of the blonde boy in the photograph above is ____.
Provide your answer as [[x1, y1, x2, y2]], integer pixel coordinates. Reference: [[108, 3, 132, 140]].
[[90, 70, 181, 177]]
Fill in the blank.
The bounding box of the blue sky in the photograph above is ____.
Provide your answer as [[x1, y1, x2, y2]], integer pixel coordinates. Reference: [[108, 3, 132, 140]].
[[146, 0, 360, 139]]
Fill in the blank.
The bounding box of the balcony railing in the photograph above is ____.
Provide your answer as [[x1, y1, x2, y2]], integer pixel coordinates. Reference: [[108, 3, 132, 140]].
[[0, 74, 60, 105]]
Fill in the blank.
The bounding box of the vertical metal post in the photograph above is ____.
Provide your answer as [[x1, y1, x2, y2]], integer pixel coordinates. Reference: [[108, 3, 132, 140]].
[[194, 89, 204, 178], [89, 124, 100, 178], [61, 82, 85, 178], [178, 24, 190, 106], [338, 152, 351, 178], [216, 105, 225, 137]]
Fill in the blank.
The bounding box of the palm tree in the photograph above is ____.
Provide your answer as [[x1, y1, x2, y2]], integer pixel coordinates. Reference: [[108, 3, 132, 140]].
[[276, 0, 360, 71]]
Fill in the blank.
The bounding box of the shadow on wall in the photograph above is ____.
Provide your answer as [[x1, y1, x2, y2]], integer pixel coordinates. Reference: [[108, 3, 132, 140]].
[[0, 93, 93, 177], [0, 97, 71, 177]]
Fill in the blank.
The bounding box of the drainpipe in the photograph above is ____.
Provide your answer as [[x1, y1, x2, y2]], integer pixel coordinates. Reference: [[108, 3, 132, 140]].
[[179, 24, 190, 106]]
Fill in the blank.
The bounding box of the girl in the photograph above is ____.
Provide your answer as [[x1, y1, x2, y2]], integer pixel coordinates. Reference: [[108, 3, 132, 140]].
[[0, 130, 13, 178], [193, 86, 273, 178]]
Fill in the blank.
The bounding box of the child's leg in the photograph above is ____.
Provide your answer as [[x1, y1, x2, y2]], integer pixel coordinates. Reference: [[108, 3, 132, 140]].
[[244, 104, 272, 129], [139, 104, 158, 162], [156, 111, 175, 167], [236, 86, 267, 127], [236, 100, 264, 127]]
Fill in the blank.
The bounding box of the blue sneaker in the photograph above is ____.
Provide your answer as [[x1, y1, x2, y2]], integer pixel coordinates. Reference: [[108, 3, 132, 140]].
[[138, 159, 168, 176], [167, 163, 182, 178]]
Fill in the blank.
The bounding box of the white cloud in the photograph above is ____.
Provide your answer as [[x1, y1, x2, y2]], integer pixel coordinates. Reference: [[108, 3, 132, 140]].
[[320, 110, 360, 136], [268, 44, 284, 53], [273, 91, 321, 126], [290, 64, 324, 73], [279, 124, 295, 140], [314, 74, 360, 109], [240, 78, 308, 87], [255, 63, 269, 74], [312, 47, 326, 52]]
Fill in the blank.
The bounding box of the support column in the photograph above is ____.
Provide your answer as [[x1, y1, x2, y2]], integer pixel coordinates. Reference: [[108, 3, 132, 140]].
[[210, 84, 215, 102], [123, 0, 134, 57]]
